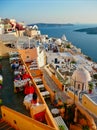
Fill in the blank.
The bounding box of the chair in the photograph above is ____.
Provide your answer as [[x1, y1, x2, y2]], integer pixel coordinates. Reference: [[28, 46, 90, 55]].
[[30, 104, 46, 123]]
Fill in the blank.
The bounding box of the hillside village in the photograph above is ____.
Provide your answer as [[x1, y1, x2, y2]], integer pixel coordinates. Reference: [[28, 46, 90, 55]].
[[0, 18, 97, 130]]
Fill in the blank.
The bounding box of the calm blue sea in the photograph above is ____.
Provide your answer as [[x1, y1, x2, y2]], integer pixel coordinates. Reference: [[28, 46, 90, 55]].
[[39, 24, 97, 62]]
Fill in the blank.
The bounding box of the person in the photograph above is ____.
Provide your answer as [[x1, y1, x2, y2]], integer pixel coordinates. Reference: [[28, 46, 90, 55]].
[[23, 93, 33, 110], [53, 90, 58, 107], [18, 62, 26, 73], [31, 92, 39, 106], [14, 74, 22, 81], [24, 81, 35, 95], [30, 93, 45, 122], [15, 61, 19, 70], [11, 60, 16, 70], [57, 98, 64, 108], [11, 60, 19, 70], [22, 71, 31, 80]]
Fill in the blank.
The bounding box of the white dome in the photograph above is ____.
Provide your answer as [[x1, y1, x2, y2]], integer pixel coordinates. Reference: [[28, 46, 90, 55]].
[[72, 67, 91, 83], [55, 39, 62, 45], [32, 25, 38, 30]]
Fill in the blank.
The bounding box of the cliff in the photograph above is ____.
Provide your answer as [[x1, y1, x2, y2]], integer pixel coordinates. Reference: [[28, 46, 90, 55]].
[[75, 27, 97, 34]]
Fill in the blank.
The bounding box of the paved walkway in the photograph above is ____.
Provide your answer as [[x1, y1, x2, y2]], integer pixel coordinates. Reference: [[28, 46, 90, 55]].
[[42, 68, 71, 103]]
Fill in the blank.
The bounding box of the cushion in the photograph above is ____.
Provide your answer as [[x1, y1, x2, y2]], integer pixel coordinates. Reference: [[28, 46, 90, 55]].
[[34, 110, 45, 122]]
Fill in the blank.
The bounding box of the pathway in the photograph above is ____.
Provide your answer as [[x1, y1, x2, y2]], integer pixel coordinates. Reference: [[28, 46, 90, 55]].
[[42, 68, 71, 103]]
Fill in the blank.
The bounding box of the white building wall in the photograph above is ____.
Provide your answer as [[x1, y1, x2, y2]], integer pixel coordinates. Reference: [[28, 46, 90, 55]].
[[37, 47, 46, 67], [0, 24, 4, 34], [46, 53, 59, 64]]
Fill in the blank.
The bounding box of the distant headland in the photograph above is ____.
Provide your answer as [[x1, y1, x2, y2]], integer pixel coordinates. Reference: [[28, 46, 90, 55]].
[[75, 27, 97, 34], [28, 23, 74, 27]]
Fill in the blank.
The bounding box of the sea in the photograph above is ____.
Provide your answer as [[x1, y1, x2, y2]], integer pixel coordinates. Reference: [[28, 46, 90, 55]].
[[39, 24, 97, 63]]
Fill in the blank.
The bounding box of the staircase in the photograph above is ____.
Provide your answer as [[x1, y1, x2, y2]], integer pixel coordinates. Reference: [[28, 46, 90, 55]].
[[0, 119, 15, 130], [34, 77, 50, 99]]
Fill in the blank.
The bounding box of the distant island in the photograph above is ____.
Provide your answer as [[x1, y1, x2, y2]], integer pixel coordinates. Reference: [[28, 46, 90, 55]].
[[28, 23, 74, 27], [75, 27, 97, 34]]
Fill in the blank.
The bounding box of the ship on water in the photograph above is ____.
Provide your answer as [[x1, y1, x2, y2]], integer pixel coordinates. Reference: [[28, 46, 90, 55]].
[[0, 18, 97, 130]]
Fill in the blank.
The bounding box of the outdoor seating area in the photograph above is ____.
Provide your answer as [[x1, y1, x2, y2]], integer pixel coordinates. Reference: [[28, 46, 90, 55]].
[[13, 69, 32, 93]]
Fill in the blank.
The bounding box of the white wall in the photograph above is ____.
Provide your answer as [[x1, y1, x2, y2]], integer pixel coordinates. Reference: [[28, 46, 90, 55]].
[[37, 47, 46, 67], [0, 24, 4, 34]]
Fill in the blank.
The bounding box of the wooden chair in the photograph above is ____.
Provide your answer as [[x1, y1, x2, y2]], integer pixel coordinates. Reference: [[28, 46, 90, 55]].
[[30, 104, 46, 123]]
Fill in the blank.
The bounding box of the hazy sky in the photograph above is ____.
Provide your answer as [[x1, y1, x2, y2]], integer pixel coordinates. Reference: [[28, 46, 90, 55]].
[[0, 0, 97, 24]]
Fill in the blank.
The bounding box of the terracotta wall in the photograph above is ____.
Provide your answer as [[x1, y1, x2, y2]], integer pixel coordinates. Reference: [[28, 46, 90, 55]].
[[18, 48, 37, 62]]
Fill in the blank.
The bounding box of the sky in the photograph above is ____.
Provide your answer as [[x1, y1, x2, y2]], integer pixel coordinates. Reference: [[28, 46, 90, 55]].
[[0, 0, 97, 24]]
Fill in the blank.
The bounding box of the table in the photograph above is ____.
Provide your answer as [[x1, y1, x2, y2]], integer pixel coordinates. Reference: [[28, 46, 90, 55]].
[[23, 94, 33, 110], [9, 57, 20, 63], [51, 108, 59, 117], [14, 78, 30, 88], [14, 70, 20, 75], [14, 78, 30, 93]]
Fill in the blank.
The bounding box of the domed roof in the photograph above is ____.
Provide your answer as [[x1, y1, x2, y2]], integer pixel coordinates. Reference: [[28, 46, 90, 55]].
[[32, 25, 38, 30], [72, 67, 91, 83], [55, 39, 62, 45]]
